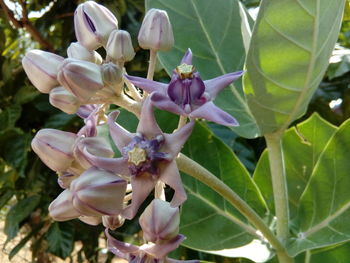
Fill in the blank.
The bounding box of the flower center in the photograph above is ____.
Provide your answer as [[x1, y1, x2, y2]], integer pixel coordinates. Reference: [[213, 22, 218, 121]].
[[123, 134, 169, 177], [128, 147, 147, 166], [176, 63, 195, 79]]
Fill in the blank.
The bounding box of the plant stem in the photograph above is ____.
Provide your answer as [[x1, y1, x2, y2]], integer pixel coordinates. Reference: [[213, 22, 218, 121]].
[[177, 154, 293, 263], [265, 133, 290, 242], [177, 115, 187, 130], [147, 49, 157, 80]]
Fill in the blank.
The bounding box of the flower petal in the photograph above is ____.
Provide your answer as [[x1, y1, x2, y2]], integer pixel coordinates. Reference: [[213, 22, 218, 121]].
[[125, 75, 167, 94], [163, 120, 194, 157], [150, 92, 186, 116], [190, 101, 239, 127], [136, 97, 162, 137], [204, 71, 244, 98], [82, 147, 130, 176], [106, 229, 139, 257], [122, 175, 156, 220], [160, 161, 187, 207], [108, 111, 134, 151], [180, 48, 193, 65], [141, 234, 185, 259]]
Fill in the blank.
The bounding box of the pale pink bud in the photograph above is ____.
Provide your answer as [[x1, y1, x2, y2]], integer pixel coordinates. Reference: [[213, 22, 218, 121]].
[[57, 172, 79, 189], [57, 58, 104, 103], [49, 189, 81, 221], [70, 168, 127, 217], [106, 30, 135, 62], [67, 42, 103, 64], [31, 129, 77, 172], [101, 62, 123, 90], [138, 9, 174, 51], [139, 199, 180, 243], [74, 1, 118, 50], [74, 137, 114, 169], [22, 50, 64, 93], [49, 86, 81, 114], [102, 215, 125, 230], [79, 215, 102, 226]]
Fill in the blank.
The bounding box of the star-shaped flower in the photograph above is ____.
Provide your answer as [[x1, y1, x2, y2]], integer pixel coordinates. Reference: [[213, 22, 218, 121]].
[[106, 230, 198, 263], [83, 98, 194, 219], [125, 48, 244, 126]]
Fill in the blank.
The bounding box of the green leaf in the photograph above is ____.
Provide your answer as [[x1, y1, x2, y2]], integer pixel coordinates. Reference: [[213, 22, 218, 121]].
[[4, 195, 40, 241], [9, 222, 44, 260], [180, 122, 267, 251], [46, 221, 75, 259], [146, 0, 260, 138], [0, 104, 22, 131], [288, 119, 350, 255], [254, 113, 337, 216], [0, 128, 31, 177], [243, 0, 345, 134]]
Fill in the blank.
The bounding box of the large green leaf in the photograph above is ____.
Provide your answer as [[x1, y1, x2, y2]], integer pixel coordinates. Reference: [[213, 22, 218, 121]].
[[288, 119, 350, 255], [146, 0, 260, 138], [4, 195, 40, 242], [46, 222, 75, 259], [254, 113, 337, 216], [243, 0, 345, 134], [180, 122, 267, 252]]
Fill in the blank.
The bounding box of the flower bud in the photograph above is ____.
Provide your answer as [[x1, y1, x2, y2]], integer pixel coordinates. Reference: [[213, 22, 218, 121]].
[[106, 30, 135, 62], [74, 1, 118, 50], [102, 215, 125, 230], [22, 50, 64, 93], [70, 168, 127, 216], [139, 199, 180, 243], [67, 42, 102, 64], [102, 62, 123, 90], [57, 58, 104, 103], [57, 172, 79, 189], [74, 137, 114, 169], [49, 86, 81, 114], [31, 129, 77, 172], [79, 215, 102, 226], [138, 9, 174, 51], [49, 189, 81, 221]]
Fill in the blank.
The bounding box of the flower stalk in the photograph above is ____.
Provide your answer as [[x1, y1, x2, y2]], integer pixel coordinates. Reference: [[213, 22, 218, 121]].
[[265, 133, 290, 243]]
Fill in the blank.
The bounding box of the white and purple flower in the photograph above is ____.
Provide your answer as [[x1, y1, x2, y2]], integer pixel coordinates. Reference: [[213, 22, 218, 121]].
[[83, 98, 194, 219], [126, 49, 244, 126]]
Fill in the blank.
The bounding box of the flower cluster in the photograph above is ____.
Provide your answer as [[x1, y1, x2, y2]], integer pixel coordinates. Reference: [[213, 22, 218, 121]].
[[23, 1, 243, 262]]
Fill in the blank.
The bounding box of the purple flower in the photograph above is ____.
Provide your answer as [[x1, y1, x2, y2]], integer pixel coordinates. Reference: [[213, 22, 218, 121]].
[[83, 98, 194, 219], [106, 230, 198, 263], [125, 49, 244, 126]]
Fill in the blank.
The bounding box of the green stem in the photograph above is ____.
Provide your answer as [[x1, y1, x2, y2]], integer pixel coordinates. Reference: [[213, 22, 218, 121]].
[[265, 133, 290, 242], [177, 154, 293, 263], [146, 49, 157, 81]]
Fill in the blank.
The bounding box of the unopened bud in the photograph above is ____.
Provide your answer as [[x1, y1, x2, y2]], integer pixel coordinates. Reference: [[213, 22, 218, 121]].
[[79, 215, 102, 226], [22, 50, 64, 93], [57, 58, 104, 103], [31, 129, 77, 172], [57, 172, 79, 189], [74, 137, 114, 169], [49, 189, 81, 221], [138, 9, 174, 51], [102, 62, 123, 90], [106, 30, 135, 62], [102, 215, 125, 230], [49, 86, 81, 114], [74, 1, 118, 50], [70, 168, 127, 216], [67, 42, 102, 64], [139, 199, 180, 243]]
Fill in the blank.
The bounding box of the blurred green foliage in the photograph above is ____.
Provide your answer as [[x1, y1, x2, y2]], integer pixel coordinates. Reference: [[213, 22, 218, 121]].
[[0, 0, 349, 262]]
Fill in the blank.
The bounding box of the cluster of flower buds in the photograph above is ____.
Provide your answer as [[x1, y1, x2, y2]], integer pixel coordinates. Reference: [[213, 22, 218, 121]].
[[23, 1, 243, 261]]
